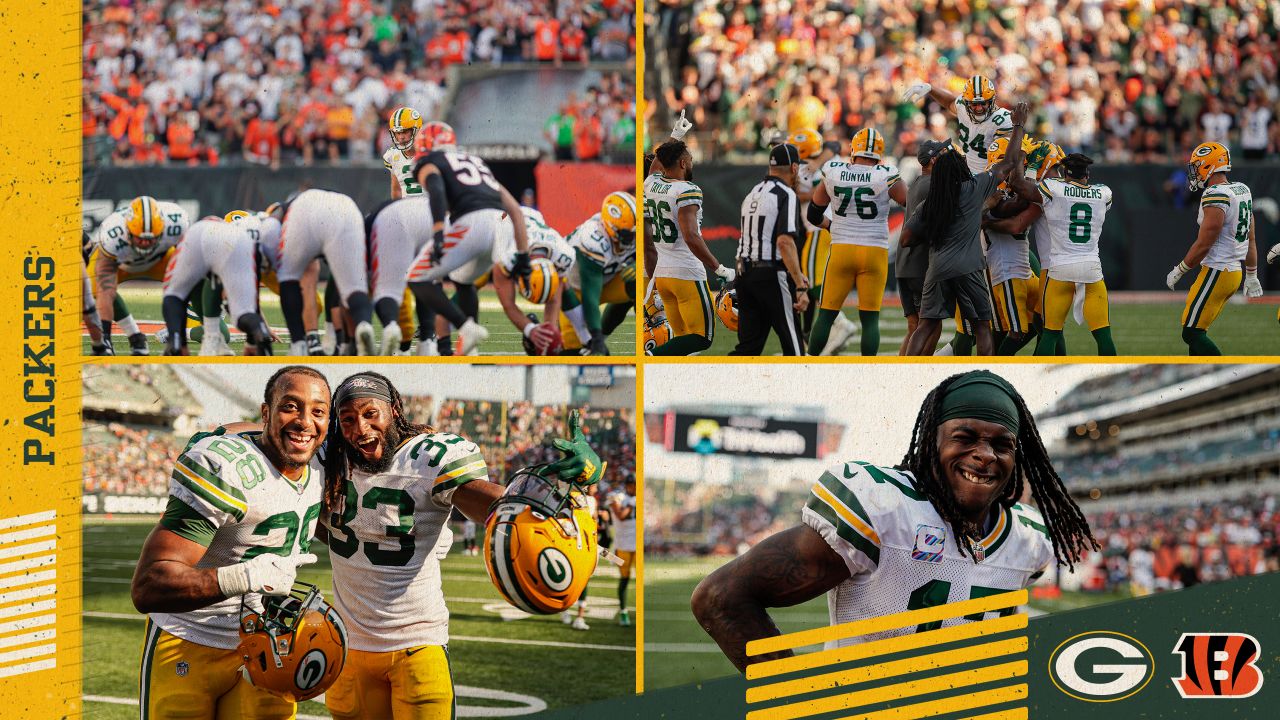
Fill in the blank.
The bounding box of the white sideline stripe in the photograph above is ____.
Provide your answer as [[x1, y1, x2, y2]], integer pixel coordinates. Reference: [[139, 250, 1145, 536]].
[[82, 612, 632, 652], [0, 658, 55, 677], [0, 628, 54, 648], [0, 554, 56, 575], [0, 511, 55, 531], [0, 568, 56, 590], [0, 539, 56, 561], [0, 614, 56, 635]]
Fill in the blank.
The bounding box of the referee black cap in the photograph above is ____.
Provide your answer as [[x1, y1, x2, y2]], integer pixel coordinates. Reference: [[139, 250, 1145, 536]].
[[770, 143, 800, 166]]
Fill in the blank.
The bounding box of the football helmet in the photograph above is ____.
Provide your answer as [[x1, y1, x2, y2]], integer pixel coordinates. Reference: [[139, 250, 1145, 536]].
[[238, 582, 347, 703], [787, 128, 823, 160], [125, 196, 166, 250], [1187, 142, 1231, 192], [715, 286, 739, 331], [484, 467, 599, 614], [644, 316, 673, 352], [389, 106, 423, 152], [600, 191, 637, 246], [849, 128, 884, 161], [960, 76, 997, 122], [517, 257, 560, 304], [224, 210, 251, 223], [415, 121, 457, 154]]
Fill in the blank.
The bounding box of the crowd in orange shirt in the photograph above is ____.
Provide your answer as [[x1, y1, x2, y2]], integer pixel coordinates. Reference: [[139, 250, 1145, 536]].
[[543, 73, 636, 163]]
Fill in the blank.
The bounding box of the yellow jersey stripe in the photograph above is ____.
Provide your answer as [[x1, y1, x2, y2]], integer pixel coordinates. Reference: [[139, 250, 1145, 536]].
[[435, 459, 487, 485], [811, 482, 881, 547], [173, 462, 248, 515]]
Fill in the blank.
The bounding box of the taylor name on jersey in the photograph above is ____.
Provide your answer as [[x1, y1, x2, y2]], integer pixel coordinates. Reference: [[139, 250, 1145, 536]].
[[802, 461, 1053, 647], [97, 201, 190, 271]]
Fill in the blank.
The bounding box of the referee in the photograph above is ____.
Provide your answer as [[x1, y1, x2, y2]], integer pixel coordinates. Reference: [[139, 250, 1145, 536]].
[[730, 143, 810, 355]]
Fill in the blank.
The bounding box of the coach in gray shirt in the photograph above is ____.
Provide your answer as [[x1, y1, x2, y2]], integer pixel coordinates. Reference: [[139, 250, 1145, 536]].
[[895, 139, 947, 355], [901, 102, 1037, 355]]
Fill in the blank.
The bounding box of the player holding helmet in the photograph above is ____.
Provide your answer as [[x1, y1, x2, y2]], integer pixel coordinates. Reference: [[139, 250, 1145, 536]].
[[902, 75, 1015, 175]]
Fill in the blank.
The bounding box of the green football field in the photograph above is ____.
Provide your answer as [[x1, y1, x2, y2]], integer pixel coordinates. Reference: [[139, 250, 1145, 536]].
[[641, 556, 1128, 692], [84, 517, 636, 718], [703, 300, 1280, 356], [86, 285, 637, 357]]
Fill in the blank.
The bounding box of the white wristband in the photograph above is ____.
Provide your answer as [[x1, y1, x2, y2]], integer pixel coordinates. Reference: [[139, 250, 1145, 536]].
[[217, 563, 252, 598], [522, 323, 536, 339]]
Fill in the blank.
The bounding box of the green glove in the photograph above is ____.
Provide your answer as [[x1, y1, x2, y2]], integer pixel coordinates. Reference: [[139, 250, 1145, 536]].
[[543, 410, 605, 486]]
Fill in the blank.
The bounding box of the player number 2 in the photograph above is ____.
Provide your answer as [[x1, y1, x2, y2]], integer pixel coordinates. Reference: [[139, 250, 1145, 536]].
[[402, 164, 422, 194], [1068, 203, 1092, 243]]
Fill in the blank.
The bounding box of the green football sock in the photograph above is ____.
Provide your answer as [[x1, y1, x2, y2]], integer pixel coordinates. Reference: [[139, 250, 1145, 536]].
[[807, 309, 838, 355], [1035, 329, 1063, 356], [952, 332, 974, 356], [1092, 327, 1117, 356], [650, 333, 712, 356], [1182, 327, 1221, 356], [858, 310, 880, 356]]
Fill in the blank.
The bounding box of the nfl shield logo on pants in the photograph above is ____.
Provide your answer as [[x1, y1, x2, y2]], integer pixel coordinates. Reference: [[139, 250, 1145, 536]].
[[911, 524, 946, 563], [176, 661, 189, 677]]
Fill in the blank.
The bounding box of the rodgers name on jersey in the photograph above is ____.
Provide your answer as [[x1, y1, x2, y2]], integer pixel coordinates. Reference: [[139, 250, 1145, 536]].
[[644, 174, 706, 281], [821, 162, 901, 248], [802, 461, 1052, 648], [152, 429, 323, 649], [383, 147, 422, 197], [322, 431, 488, 651], [1037, 178, 1112, 278], [567, 213, 636, 288], [1199, 182, 1253, 271], [97, 201, 190, 272], [954, 100, 1014, 174]]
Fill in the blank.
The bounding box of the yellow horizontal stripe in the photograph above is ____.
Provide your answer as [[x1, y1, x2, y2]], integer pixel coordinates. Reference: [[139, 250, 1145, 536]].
[[960, 708, 1028, 720], [858, 684, 1027, 720], [435, 459, 487, 484], [811, 483, 880, 546], [747, 589, 1026, 659], [174, 463, 247, 513], [747, 636, 1027, 703], [746, 612, 1027, 680], [746, 661, 1027, 720]]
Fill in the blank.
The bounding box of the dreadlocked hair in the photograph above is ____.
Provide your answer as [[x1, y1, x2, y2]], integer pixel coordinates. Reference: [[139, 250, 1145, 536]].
[[654, 140, 687, 172], [263, 366, 329, 407], [1059, 153, 1093, 181], [322, 371, 433, 515], [896, 372, 1098, 570], [917, 149, 973, 247]]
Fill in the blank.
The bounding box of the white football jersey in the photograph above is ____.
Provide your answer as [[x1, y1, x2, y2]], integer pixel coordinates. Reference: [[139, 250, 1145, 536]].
[[953, 99, 1014, 175], [322, 431, 488, 652], [611, 492, 637, 553], [985, 228, 1033, 286], [821, 161, 901, 248], [1037, 178, 1112, 277], [799, 158, 844, 232], [1198, 181, 1253, 272], [383, 147, 423, 197], [802, 461, 1053, 648], [493, 207, 575, 277], [644, 174, 706, 281], [235, 212, 283, 278], [566, 213, 636, 289], [96, 201, 190, 272], [150, 429, 324, 650]]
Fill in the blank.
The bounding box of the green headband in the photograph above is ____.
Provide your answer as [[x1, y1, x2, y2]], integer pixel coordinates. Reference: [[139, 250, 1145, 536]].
[[938, 371, 1021, 434]]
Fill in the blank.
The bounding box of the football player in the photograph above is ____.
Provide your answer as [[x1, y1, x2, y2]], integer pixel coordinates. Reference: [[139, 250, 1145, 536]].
[[227, 208, 327, 355], [805, 128, 907, 356], [644, 139, 735, 355], [692, 370, 1097, 670], [564, 191, 639, 354], [319, 373, 604, 720], [130, 366, 331, 719], [484, 207, 573, 354], [366, 197, 436, 355], [788, 130, 854, 351], [608, 477, 637, 626], [160, 216, 274, 356], [1166, 142, 1261, 355], [902, 75, 1015, 175], [385, 107, 424, 199], [981, 136, 1043, 356], [93, 195, 192, 355], [409, 121, 532, 355]]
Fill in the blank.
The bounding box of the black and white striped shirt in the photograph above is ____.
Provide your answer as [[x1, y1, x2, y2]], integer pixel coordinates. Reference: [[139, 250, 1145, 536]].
[[738, 176, 800, 262]]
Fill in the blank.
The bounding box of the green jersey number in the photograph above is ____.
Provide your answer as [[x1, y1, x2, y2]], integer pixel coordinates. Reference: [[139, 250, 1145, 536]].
[[242, 503, 322, 560], [906, 580, 1019, 632], [328, 481, 418, 567], [1235, 200, 1252, 243], [832, 187, 876, 219], [645, 199, 678, 243], [401, 164, 422, 195], [1067, 203, 1093, 244], [957, 125, 987, 159], [206, 438, 268, 490]]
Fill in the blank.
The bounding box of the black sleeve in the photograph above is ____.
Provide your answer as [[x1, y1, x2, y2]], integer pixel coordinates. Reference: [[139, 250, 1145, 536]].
[[806, 198, 828, 227]]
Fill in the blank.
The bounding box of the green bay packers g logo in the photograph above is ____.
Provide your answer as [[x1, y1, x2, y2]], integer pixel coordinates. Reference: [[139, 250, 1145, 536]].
[[538, 548, 572, 591], [295, 649, 327, 690], [1049, 631, 1154, 702]]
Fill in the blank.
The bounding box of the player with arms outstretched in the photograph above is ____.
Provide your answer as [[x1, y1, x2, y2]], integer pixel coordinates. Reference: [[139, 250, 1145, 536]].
[[902, 75, 1014, 174], [692, 370, 1097, 670], [1166, 142, 1261, 355]]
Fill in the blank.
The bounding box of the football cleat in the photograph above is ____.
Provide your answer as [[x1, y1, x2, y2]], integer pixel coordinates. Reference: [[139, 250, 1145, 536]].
[[600, 191, 637, 246], [484, 466, 599, 614], [415, 121, 457, 154], [787, 128, 823, 160], [238, 582, 347, 703], [388, 106, 423, 152], [128, 332, 150, 356], [1187, 141, 1231, 192], [960, 75, 997, 122], [458, 318, 488, 355], [849, 128, 885, 161], [715, 286, 739, 332], [380, 322, 402, 356], [306, 332, 325, 356], [517, 258, 561, 304], [354, 321, 376, 356], [125, 196, 165, 251]]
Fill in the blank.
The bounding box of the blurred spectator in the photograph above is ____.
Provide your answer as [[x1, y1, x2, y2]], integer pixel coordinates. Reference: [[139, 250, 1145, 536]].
[[546, 99, 578, 160]]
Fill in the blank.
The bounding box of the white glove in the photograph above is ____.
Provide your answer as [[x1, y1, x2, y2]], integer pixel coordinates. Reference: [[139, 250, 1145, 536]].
[[217, 552, 318, 597], [714, 265, 736, 284], [670, 109, 693, 140], [1268, 244, 1280, 264], [901, 82, 933, 103], [1166, 261, 1191, 290], [1244, 268, 1263, 298]]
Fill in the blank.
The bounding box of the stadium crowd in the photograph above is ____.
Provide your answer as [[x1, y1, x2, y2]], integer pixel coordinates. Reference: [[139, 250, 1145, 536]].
[[84, 424, 182, 497], [647, 0, 1280, 163], [83, 0, 636, 167]]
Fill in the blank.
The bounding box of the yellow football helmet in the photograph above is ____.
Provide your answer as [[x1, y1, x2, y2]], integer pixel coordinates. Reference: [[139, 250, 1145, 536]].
[[961, 75, 997, 122], [238, 582, 348, 703], [517, 257, 560, 304], [716, 286, 738, 332], [601, 191, 637, 246], [787, 128, 823, 160], [1187, 142, 1231, 191], [850, 128, 885, 161], [224, 210, 251, 223], [484, 467, 599, 614], [125, 196, 166, 250], [389, 106, 423, 152], [644, 316, 673, 352]]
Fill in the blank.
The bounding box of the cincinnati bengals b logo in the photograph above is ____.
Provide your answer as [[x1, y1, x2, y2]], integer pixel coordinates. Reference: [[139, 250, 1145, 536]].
[[1173, 633, 1263, 698]]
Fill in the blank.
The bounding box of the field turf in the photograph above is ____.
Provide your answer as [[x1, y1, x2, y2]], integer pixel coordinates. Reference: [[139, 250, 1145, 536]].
[[84, 517, 636, 718], [85, 285, 637, 357], [641, 556, 1129, 692], [703, 299, 1280, 356]]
